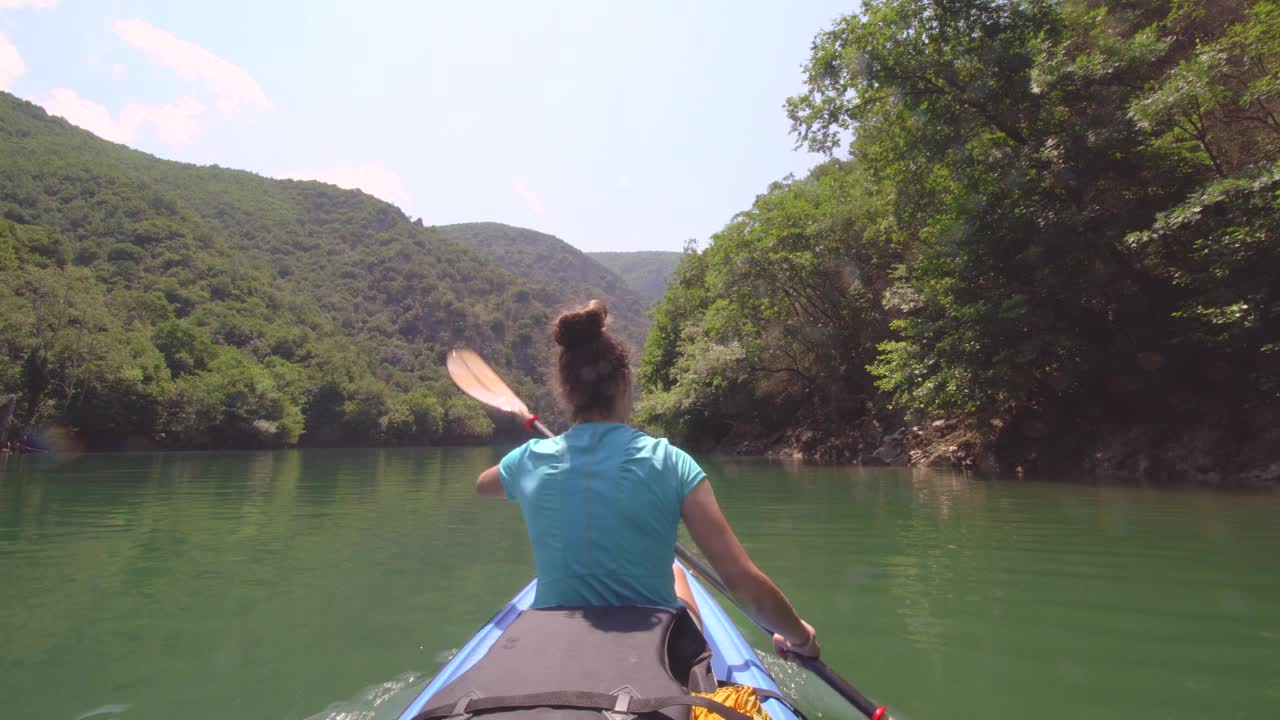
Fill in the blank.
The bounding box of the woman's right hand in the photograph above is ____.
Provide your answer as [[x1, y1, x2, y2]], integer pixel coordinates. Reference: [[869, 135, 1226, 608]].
[[773, 620, 820, 660]]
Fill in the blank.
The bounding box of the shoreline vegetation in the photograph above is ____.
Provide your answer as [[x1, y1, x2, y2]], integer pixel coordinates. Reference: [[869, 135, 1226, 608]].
[[0, 92, 560, 454], [634, 0, 1279, 489], [4, 0, 1279, 488]]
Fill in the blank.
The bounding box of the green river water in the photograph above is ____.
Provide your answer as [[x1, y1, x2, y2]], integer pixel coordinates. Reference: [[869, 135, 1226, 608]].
[[1, 448, 1277, 720]]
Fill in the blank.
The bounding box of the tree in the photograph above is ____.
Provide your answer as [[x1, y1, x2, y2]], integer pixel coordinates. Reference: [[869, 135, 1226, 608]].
[[442, 397, 495, 444], [153, 319, 215, 377], [0, 91, 563, 450]]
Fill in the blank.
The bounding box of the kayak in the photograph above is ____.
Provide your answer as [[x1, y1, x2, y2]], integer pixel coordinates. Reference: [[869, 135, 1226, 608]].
[[397, 563, 799, 720]]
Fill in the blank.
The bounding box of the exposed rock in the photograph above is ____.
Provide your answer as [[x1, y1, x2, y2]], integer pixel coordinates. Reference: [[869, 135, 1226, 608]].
[[857, 417, 884, 448], [1073, 407, 1280, 488], [858, 453, 888, 467], [723, 402, 1279, 488], [1239, 462, 1280, 486], [873, 440, 904, 465]]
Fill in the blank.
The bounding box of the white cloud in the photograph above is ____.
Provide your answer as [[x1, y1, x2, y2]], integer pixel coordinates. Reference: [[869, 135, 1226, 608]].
[[276, 162, 411, 205], [121, 96, 205, 148], [41, 88, 206, 149], [111, 63, 125, 78], [513, 178, 545, 215], [0, 1, 58, 8], [112, 18, 270, 117], [42, 88, 132, 143], [0, 33, 23, 90]]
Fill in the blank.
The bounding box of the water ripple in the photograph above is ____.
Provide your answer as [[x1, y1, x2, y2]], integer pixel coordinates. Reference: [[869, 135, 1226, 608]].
[[2, 451, 1277, 720]]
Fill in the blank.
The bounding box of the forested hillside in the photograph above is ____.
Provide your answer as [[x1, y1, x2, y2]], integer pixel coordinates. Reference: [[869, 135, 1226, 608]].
[[639, 0, 1280, 485], [0, 93, 557, 450], [588, 251, 683, 302], [437, 223, 653, 354]]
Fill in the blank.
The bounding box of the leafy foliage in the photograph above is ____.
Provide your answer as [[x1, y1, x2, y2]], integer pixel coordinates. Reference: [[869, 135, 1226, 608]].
[[0, 93, 556, 449], [637, 163, 896, 446], [644, 0, 1280, 462]]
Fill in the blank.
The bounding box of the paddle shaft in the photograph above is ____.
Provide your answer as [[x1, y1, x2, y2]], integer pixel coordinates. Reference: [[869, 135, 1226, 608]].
[[525, 424, 889, 720], [672, 545, 886, 720]]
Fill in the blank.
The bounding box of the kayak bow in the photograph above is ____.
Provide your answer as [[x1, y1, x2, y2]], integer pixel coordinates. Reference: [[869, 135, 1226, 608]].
[[397, 566, 799, 720]]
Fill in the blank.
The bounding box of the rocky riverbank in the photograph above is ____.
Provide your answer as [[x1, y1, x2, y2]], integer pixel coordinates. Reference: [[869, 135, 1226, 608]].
[[726, 410, 1280, 490]]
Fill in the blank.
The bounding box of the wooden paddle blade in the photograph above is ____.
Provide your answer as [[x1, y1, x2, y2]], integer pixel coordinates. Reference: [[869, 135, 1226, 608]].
[[446, 349, 532, 418]]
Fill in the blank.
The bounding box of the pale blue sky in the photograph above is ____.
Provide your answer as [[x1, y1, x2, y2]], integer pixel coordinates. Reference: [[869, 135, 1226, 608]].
[[1, 1, 854, 252]]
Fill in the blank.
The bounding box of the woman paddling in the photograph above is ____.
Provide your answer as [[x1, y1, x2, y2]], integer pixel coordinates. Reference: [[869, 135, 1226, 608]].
[[475, 299, 820, 662]]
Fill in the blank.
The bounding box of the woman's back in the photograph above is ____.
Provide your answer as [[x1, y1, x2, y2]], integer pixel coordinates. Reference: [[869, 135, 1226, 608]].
[[499, 422, 705, 608], [474, 299, 819, 659]]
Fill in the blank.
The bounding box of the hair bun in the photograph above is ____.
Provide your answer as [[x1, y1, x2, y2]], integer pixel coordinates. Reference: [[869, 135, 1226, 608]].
[[554, 299, 608, 348]]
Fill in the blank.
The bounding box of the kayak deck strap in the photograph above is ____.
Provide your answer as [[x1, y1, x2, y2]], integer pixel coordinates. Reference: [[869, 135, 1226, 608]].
[[412, 690, 754, 720]]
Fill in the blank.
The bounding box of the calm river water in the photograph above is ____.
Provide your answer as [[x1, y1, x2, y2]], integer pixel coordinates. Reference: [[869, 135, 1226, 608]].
[[1, 448, 1277, 720]]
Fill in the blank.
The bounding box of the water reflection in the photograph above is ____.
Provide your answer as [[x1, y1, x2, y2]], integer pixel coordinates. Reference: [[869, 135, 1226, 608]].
[[0, 452, 1277, 720]]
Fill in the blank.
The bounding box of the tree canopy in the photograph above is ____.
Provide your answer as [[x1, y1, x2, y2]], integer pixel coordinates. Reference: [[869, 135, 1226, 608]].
[[640, 0, 1279, 479]]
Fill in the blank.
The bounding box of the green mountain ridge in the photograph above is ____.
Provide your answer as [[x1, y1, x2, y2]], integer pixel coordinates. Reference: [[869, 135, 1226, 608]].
[[435, 222, 653, 355], [0, 92, 556, 450], [587, 251, 683, 302]]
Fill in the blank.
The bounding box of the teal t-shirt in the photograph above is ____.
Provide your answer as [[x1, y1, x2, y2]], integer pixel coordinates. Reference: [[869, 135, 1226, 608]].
[[498, 422, 706, 609]]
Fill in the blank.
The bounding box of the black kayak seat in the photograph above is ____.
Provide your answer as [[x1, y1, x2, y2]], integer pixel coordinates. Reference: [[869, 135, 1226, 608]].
[[412, 606, 753, 720]]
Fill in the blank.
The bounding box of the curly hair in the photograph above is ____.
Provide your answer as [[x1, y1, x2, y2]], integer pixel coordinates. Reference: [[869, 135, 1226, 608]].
[[553, 299, 631, 422]]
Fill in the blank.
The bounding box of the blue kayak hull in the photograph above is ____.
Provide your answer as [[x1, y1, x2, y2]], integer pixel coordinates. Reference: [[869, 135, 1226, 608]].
[[397, 565, 797, 720]]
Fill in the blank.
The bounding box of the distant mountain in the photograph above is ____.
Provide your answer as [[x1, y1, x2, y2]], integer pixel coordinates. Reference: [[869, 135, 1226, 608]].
[[0, 92, 555, 450], [587, 251, 683, 302], [436, 223, 653, 354]]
